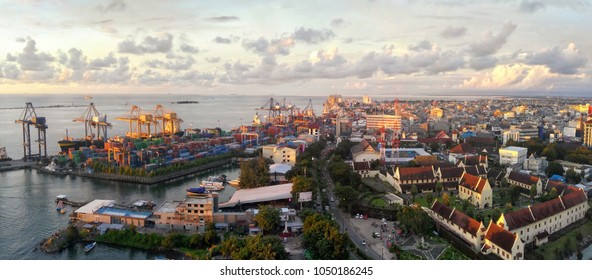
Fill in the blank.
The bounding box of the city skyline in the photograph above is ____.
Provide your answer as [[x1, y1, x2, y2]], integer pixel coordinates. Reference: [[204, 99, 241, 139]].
[[0, 0, 591, 96]]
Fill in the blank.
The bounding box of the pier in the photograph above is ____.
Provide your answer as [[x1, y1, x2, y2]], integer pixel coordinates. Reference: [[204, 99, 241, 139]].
[[62, 158, 233, 185], [0, 159, 36, 172]]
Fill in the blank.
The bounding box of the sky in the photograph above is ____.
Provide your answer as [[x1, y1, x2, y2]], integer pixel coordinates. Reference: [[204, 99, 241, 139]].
[[0, 0, 591, 96]]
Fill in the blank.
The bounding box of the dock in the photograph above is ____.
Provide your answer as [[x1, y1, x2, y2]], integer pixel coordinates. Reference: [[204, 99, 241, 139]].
[[0, 160, 36, 172]]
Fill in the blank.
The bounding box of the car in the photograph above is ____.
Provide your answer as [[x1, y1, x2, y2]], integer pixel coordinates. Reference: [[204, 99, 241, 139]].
[[355, 214, 360, 219], [361, 240, 366, 246], [330, 197, 334, 202]]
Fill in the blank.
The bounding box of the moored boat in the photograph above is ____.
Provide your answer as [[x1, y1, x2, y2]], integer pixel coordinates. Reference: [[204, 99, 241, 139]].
[[84, 242, 96, 253], [199, 180, 224, 191], [228, 178, 240, 187], [186, 187, 208, 196], [56, 200, 65, 212]]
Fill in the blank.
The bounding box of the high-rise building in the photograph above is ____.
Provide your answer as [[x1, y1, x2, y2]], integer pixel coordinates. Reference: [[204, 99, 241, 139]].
[[584, 119, 592, 148], [366, 114, 402, 135]]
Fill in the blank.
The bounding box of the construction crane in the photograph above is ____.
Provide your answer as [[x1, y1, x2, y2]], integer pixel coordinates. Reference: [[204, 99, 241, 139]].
[[302, 99, 316, 120], [153, 104, 183, 136], [15, 102, 47, 161], [73, 103, 112, 141], [115, 106, 156, 139]]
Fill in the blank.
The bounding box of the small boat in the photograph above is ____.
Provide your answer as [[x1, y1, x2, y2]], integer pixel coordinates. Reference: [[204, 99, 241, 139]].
[[199, 181, 224, 191], [59, 208, 66, 214], [187, 187, 208, 196], [84, 242, 96, 253], [56, 200, 65, 212], [228, 178, 240, 187]]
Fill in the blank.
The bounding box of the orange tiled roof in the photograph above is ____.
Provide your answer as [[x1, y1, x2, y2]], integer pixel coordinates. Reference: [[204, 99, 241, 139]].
[[397, 166, 435, 181], [460, 172, 488, 194], [431, 201, 482, 237], [450, 143, 476, 154], [486, 222, 516, 253], [507, 171, 539, 186]]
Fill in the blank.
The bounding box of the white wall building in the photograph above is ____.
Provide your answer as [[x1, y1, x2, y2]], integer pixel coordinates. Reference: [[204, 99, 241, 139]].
[[499, 146, 528, 166]]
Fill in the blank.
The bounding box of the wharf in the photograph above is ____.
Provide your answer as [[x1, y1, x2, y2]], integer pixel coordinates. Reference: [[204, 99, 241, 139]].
[[70, 158, 233, 185], [0, 159, 36, 172]]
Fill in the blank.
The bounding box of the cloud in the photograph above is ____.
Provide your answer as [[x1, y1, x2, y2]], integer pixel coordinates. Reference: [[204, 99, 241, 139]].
[[343, 38, 354, 44], [213, 36, 232, 44], [293, 27, 335, 44], [97, 0, 126, 13], [242, 37, 295, 56], [330, 18, 344, 27], [461, 63, 559, 89], [180, 43, 199, 53], [408, 40, 435, 52], [17, 37, 56, 76], [468, 21, 517, 57], [523, 43, 588, 74], [145, 55, 195, 71], [16, 37, 26, 43], [440, 26, 467, 39], [469, 55, 499, 70], [118, 33, 174, 54], [518, 0, 546, 13], [206, 57, 221, 63], [88, 53, 117, 69], [207, 16, 239, 22], [83, 57, 131, 83], [343, 81, 367, 89], [2, 63, 21, 79]]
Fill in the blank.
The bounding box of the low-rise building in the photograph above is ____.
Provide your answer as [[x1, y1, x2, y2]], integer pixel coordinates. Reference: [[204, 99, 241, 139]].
[[350, 139, 380, 162], [427, 201, 486, 251], [152, 192, 219, 231], [523, 154, 548, 175], [506, 170, 542, 196], [482, 221, 524, 260], [458, 172, 493, 209], [262, 144, 301, 166], [497, 187, 589, 245], [499, 146, 528, 166], [390, 166, 437, 193], [73, 200, 151, 227]]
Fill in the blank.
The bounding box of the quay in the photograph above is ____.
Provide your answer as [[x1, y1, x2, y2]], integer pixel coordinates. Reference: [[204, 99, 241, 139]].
[[0, 159, 36, 172], [38, 158, 233, 185]]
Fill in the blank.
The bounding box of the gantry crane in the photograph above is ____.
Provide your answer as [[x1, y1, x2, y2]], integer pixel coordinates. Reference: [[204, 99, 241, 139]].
[[15, 102, 47, 161], [153, 105, 183, 136], [73, 103, 112, 141], [115, 106, 156, 139], [256, 98, 284, 125]]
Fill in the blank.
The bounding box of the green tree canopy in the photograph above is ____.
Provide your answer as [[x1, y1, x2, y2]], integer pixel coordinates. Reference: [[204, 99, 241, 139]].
[[546, 161, 564, 178], [397, 205, 434, 236], [302, 213, 348, 260], [254, 205, 281, 234], [239, 157, 270, 189]]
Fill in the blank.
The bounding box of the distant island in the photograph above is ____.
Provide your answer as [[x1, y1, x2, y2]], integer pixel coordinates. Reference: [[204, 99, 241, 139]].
[[173, 101, 199, 104]]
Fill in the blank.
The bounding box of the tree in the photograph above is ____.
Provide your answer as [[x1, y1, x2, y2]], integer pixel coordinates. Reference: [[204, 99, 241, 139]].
[[442, 192, 450, 206], [542, 143, 558, 161], [239, 157, 270, 188], [435, 182, 444, 196], [302, 213, 348, 260], [546, 161, 564, 178], [334, 183, 359, 213], [410, 185, 418, 202], [426, 193, 434, 205], [254, 205, 280, 234], [291, 175, 314, 195], [565, 167, 581, 184], [397, 205, 434, 236], [530, 184, 538, 201], [430, 142, 440, 153]]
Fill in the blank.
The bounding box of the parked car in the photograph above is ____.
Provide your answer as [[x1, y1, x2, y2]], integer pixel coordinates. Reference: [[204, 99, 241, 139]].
[[361, 240, 366, 246]]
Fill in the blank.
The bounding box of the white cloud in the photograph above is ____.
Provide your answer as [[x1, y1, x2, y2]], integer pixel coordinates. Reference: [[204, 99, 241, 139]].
[[461, 63, 560, 89], [213, 37, 232, 44], [293, 27, 335, 44], [343, 81, 367, 89], [97, 0, 127, 13]]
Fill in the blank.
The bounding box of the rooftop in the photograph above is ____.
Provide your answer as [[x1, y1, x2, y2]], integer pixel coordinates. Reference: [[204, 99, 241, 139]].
[[219, 183, 293, 208]]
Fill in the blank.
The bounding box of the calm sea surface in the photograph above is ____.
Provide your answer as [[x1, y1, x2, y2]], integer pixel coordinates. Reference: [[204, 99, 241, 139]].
[[0, 93, 326, 260]]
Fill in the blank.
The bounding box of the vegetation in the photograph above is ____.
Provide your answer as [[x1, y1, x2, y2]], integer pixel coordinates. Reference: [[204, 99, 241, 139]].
[[219, 234, 289, 260], [254, 205, 281, 234], [535, 219, 592, 260], [334, 182, 359, 213], [96, 224, 220, 255], [370, 197, 388, 207], [388, 243, 422, 260], [437, 245, 470, 260], [397, 204, 434, 236], [302, 213, 349, 259], [239, 156, 270, 189], [291, 175, 314, 196]]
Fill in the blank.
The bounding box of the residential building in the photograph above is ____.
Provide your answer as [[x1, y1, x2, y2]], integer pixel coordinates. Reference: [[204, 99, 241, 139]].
[[458, 172, 493, 209], [506, 171, 542, 196], [352, 161, 377, 178], [448, 143, 477, 163], [153, 193, 219, 231], [497, 187, 589, 245], [499, 146, 527, 166], [523, 154, 548, 175], [457, 155, 488, 168], [556, 160, 592, 181], [262, 144, 300, 166]]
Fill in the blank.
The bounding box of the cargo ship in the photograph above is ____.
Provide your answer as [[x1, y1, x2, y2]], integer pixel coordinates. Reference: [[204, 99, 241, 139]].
[[57, 130, 104, 152]]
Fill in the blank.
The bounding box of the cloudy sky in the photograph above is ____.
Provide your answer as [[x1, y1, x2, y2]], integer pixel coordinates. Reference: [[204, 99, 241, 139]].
[[0, 0, 591, 96]]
